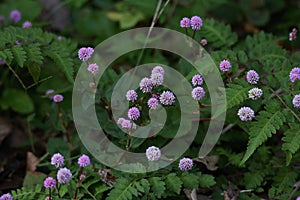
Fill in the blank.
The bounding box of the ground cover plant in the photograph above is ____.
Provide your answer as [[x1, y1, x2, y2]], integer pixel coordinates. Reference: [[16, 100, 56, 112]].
[[0, 0, 300, 199]]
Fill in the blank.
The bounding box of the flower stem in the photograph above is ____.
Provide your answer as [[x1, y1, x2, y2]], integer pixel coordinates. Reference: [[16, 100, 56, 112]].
[[74, 167, 84, 200]]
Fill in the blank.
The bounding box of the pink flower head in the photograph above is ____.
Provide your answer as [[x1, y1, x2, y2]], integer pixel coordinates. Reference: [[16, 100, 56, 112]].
[[0, 193, 13, 200], [128, 107, 140, 120], [192, 87, 205, 101], [147, 98, 159, 110], [238, 107, 255, 121], [200, 39, 207, 46], [126, 90, 138, 102], [146, 146, 161, 161], [53, 94, 64, 103], [292, 94, 300, 108], [78, 154, 91, 167], [22, 21, 32, 28], [179, 157, 193, 171], [192, 74, 203, 86], [219, 59, 231, 72], [289, 67, 300, 83], [10, 9, 21, 23], [150, 73, 164, 86], [51, 153, 64, 168], [289, 28, 297, 41], [246, 70, 260, 84], [78, 47, 94, 61], [45, 89, 54, 99], [87, 63, 99, 74], [190, 16, 203, 30], [120, 119, 136, 130], [139, 77, 153, 93], [160, 91, 175, 105], [180, 17, 191, 28], [44, 177, 56, 189], [57, 167, 72, 184], [152, 66, 164, 75]]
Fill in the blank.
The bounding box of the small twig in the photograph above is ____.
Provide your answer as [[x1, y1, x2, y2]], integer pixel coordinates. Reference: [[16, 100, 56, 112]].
[[7, 63, 26, 90], [221, 123, 236, 134], [26, 76, 53, 90], [288, 181, 300, 200]]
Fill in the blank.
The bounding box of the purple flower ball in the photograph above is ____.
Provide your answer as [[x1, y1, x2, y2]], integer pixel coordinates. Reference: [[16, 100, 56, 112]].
[[0, 60, 6, 65], [87, 63, 99, 74], [51, 153, 64, 168], [117, 117, 125, 125], [192, 87, 205, 101], [151, 73, 164, 86], [22, 21, 32, 28], [246, 70, 260, 85], [128, 107, 140, 120], [15, 40, 21, 45], [237, 107, 255, 121], [148, 98, 159, 110], [292, 94, 300, 108], [152, 66, 164, 75], [53, 94, 64, 103], [296, 196, 300, 200], [0, 193, 13, 200], [190, 16, 203, 30], [180, 17, 191, 28], [179, 157, 193, 171], [57, 167, 72, 184], [289, 67, 300, 83], [160, 91, 175, 105], [248, 88, 263, 100], [78, 47, 94, 61], [289, 28, 297, 41], [219, 59, 231, 72], [44, 177, 56, 189], [139, 77, 153, 93], [78, 154, 91, 167], [9, 10, 21, 23], [126, 90, 138, 102], [146, 146, 161, 161], [192, 74, 203, 86], [121, 119, 136, 129], [200, 39, 207, 46]]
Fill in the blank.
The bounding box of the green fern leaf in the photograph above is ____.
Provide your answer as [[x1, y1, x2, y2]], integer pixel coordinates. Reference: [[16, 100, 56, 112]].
[[199, 174, 216, 188], [180, 172, 200, 189], [44, 49, 74, 83], [282, 123, 300, 154], [202, 18, 238, 48], [11, 45, 27, 67], [164, 173, 182, 194], [106, 178, 135, 200], [149, 177, 166, 198], [241, 100, 287, 164], [226, 79, 251, 109], [244, 171, 264, 189], [24, 44, 43, 64]]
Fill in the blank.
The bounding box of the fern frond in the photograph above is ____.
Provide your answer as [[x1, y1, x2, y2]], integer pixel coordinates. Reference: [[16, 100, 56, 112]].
[[11, 45, 27, 67], [24, 44, 43, 64], [164, 173, 182, 195], [149, 177, 166, 198], [241, 100, 288, 164], [202, 18, 238, 48], [11, 184, 46, 200], [106, 178, 134, 200], [226, 79, 251, 109]]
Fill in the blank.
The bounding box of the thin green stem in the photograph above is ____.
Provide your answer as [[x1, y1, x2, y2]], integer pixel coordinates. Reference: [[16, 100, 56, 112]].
[[7, 63, 26, 90], [74, 167, 84, 200]]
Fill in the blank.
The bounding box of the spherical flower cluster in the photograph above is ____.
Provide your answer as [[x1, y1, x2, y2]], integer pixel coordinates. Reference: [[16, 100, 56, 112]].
[[248, 88, 263, 100], [246, 70, 260, 84], [152, 66, 164, 75], [57, 168, 72, 184], [289, 67, 300, 83], [180, 17, 191, 28], [126, 90, 138, 102], [292, 94, 300, 108], [0, 60, 6, 65], [128, 107, 140, 120], [117, 118, 136, 130], [179, 157, 193, 171], [78, 47, 94, 61], [192, 87, 205, 101], [45, 89, 54, 99], [296, 196, 300, 200], [289, 28, 297, 41], [146, 146, 161, 161], [237, 107, 255, 121], [148, 98, 159, 110], [150, 72, 164, 86], [0, 193, 12, 200], [190, 16, 203, 30], [51, 153, 64, 168], [44, 177, 56, 189], [192, 74, 203, 86], [9, 10, 21, 23], [87, 63, 99, 74], [22, 21, 32, 28], [219, 60, 231, 72], [200, 39, 207, 46], [53, 94, 64, 103], [139, 77, 153, 93], [78, 154, 91, 167], [160, 91, 175, 105]]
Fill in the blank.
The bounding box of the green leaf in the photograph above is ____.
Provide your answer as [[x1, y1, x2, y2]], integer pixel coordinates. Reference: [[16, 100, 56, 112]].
[[27, 62, 41, 82], [1, 89, 34, 114], [11, 45, 27, 67], [149, 177, 166, 198], [164, 173, 183, 194], [241, 100, 288, 164], [106, 178, 135, 200], [47, 138, 70, 159], [23, 171, 47, 188], [199, 174, 216, 188], [226, 79, 251, 109], [244, 172, 264, 189], [282, 123, 300, 165], [180, 173, 200, 189]]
